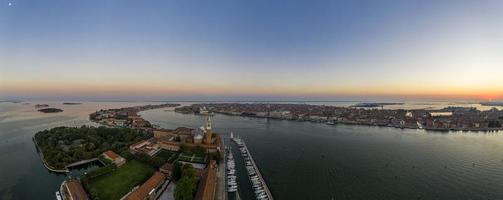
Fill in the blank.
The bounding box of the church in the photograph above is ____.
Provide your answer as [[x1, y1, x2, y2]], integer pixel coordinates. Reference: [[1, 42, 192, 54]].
[[152, 116, 222, 153]]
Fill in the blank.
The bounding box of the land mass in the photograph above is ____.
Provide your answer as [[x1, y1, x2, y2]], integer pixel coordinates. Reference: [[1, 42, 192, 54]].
[[175, 103, 503, 131], [351, 102, 403, 108], [35, 104, 49, 108], [33, 126, 149, 170], [481, 102, 503, 106], [89, 103, 180, 128], [63, 102, 82, 105], [38, 108, 63, 113]]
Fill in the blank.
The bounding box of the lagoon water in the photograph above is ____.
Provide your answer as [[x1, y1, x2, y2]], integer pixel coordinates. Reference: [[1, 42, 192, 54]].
[[2, 101, 503, 199]]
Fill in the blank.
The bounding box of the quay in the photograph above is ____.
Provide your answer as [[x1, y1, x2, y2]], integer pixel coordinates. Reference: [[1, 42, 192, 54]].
[[232, 137, 273, 200], [33, 137, 70, 173]]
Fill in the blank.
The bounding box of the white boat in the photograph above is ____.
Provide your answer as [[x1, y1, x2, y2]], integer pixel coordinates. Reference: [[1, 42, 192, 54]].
[[55, 191, 62, 200]]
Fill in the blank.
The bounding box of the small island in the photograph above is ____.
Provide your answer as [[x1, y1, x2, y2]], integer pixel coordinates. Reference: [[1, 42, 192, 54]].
[[351, 102, 404, 108], [63, 102, 82, 105], [481, 102, 503, 106], [35, 104, 49, 108], [38, 108, 64, 113]]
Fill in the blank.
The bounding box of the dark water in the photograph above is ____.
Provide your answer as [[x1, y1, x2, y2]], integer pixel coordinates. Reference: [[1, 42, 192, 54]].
[[2, 101, 503, 200]]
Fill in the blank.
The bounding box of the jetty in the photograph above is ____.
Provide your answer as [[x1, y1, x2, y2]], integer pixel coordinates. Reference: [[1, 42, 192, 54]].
[[232, 137, 273, 200]]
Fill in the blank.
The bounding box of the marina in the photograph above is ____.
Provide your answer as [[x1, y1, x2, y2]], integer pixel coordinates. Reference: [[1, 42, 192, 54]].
[[226, 145, 238, 193], [231, 134, 274, 200]]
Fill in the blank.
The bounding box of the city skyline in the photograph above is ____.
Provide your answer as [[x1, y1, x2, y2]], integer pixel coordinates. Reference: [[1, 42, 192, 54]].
[[1, 0, 503, 101]]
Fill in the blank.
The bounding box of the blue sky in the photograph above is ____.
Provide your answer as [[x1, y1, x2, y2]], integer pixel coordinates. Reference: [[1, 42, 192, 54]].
[[1, 0, 502, 101]]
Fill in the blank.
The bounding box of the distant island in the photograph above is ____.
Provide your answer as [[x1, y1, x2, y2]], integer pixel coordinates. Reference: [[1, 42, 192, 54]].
[[35, 104, 49, 108], [175, 103, 503, 131], [0, 100, 22, 103], [351, 102, 404, 108], [38, 108, 63, 113], [90, 103, 180, 128], [481, 102, 503, 106], [63, 102, 82, 105]]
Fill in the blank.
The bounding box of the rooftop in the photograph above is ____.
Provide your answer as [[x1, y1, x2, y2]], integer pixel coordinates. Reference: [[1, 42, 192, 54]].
[[103, 150, 121, 160], [64, 180, 89, 200], [125, 171, 166, 200]]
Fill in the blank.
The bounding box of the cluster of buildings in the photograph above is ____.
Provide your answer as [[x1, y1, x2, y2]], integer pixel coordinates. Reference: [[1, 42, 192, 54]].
[[123, 118, 221, 200], [89, 103, 179, 129], [153, 116, 222, 153], [59, 103, 223, 200], [175, 103, 503, 131]]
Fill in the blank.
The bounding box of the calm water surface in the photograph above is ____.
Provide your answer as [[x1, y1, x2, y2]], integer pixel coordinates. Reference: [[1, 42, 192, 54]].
[[1, 101, 503, 200]]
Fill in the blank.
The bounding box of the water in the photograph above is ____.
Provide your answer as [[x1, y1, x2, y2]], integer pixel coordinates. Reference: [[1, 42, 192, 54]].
[[2, 101, 503, 199]]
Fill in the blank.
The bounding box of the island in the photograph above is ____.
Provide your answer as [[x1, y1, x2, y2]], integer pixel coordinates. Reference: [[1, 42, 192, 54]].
[[38, 108, 63, 113], [35, 104, 49, 108], [481, 102, 503, 106], [175, 103, 503, 131], [35, 103, 225, 200], [63, 102, 82, 105], [89, 103, 180, 129], [351, 102, 403, 108]]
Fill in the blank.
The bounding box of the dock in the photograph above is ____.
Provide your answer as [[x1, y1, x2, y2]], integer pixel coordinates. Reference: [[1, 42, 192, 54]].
[[232, 137, 273, 200]]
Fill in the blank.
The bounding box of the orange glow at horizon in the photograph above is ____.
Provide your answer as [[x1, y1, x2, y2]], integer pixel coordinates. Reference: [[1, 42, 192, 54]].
[[1, 80, 502, 100]]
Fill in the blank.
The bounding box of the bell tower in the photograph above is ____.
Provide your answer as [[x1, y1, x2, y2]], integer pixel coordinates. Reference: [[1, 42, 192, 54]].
[[205, 116, 212, 144]]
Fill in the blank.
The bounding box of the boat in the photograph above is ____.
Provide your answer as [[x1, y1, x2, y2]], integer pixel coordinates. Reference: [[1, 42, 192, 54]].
[[55, 191, 62, 200]]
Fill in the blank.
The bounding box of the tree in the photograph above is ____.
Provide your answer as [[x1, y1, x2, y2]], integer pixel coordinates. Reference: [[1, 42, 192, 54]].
[[174, 164, 197, 200], [174, 176, 196, 200], [172, 162, 183, 181]]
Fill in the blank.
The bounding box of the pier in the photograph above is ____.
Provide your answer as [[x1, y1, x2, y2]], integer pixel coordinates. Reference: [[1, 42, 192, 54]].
[[232, 137, 273, 200]]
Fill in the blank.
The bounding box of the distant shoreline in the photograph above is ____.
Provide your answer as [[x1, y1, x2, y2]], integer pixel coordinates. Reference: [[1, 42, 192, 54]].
[[175, 103, 503, 132]]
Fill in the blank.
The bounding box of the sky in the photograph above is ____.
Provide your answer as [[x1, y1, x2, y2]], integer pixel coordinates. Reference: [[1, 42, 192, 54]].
[[1, 0, 502, 101]]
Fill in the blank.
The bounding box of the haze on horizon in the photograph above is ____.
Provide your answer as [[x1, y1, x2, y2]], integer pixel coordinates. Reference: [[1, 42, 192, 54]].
[[1, 0, 502, 101]]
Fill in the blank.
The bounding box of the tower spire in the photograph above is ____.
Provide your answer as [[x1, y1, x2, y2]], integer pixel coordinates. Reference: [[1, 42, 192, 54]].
[[206, 115, 212, 130], [205, 115, 213, 144]]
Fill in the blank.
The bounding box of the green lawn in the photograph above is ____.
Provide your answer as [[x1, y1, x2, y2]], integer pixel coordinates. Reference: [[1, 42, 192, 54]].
[[87, 160, 155, 200]]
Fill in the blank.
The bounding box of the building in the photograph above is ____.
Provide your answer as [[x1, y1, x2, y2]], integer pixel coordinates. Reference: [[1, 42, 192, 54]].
[[130, 140, 161, 157], [125, 172, 166, 200], [152, 116, 222, 153], [159, 163, 174, 177], [204, 116, 213, 145], [62, 179, 89, 200], [102, 150, 126, 167], [195, 160, 217, 200], [193, 126, 205, 144]]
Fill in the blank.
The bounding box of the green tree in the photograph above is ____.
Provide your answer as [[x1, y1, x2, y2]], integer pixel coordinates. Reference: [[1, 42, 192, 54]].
[[172, 161, 183, 181], [174, 164, 197, 200]]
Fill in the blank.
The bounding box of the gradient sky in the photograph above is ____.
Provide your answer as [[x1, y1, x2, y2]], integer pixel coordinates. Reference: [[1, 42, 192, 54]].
[[1, 0, 502, 101]]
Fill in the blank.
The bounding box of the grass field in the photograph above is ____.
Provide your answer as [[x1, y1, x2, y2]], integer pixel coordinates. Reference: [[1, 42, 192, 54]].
[[87, 160, 155, 200]]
